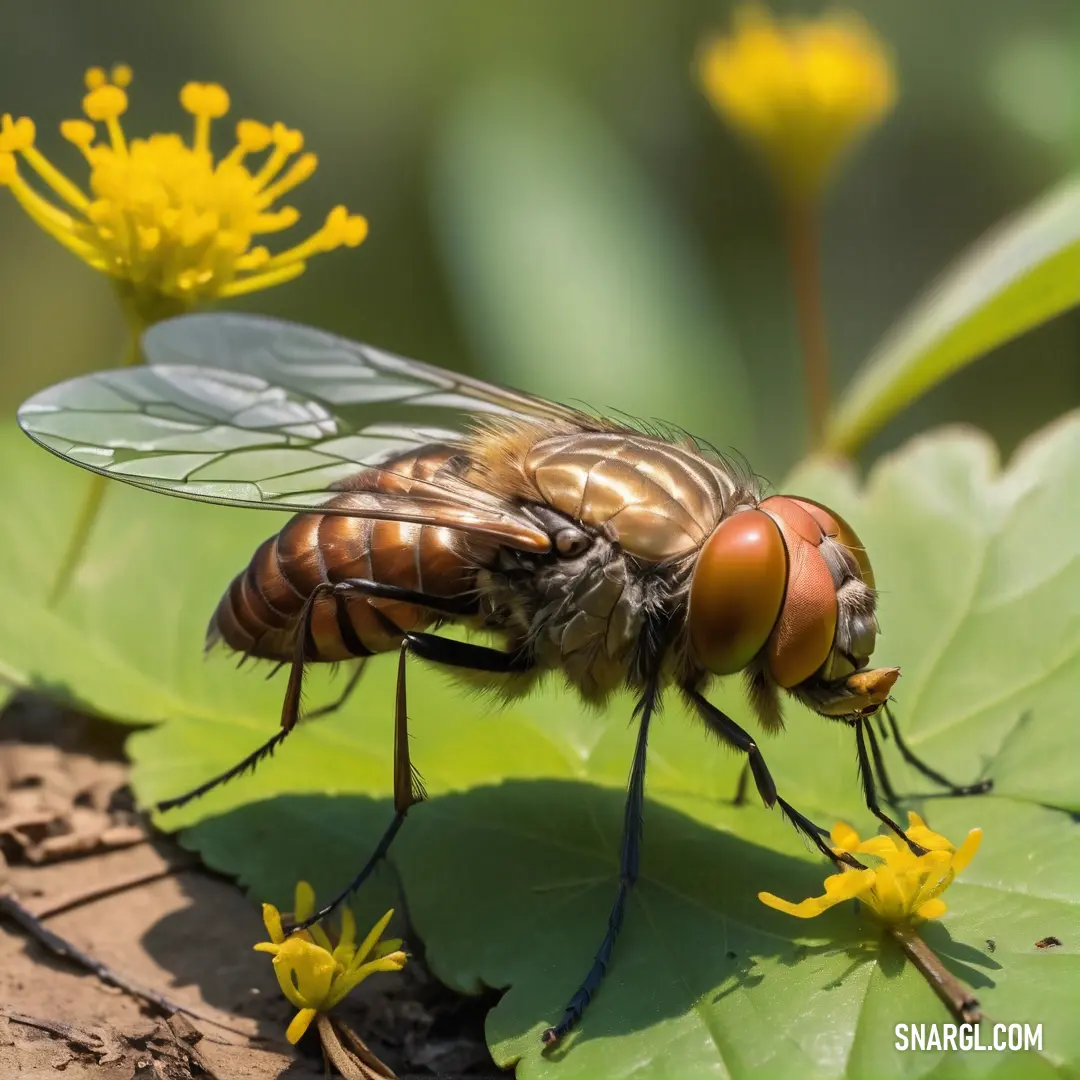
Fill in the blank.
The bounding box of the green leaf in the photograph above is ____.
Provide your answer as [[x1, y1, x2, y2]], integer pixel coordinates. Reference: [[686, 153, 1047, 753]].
[[126, 413, 1080, 1077], [828, 178, 1080, 456], [432, 76, 757, 461]]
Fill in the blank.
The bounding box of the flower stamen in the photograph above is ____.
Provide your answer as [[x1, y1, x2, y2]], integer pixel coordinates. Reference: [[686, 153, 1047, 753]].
[[0, 65, 368, 318]]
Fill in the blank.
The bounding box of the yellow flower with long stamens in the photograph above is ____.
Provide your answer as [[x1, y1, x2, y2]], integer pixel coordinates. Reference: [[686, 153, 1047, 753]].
[[254, 881, 407, 1045], [0, 65, 367, 327], [697, 6, 896, 199], [759, 812, 982, 924]]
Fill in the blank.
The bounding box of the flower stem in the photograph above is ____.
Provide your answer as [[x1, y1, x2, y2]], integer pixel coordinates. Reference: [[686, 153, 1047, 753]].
[[890, 923, 983, 1024], [316, 1014, 385, 1080], [46, 325, 143, 606], [783, 195, 830, 451]]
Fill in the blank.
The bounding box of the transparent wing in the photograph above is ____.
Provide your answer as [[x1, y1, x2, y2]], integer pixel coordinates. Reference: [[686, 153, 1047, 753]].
[[16, 316, 574, 551], [141, 312, 582, 425]]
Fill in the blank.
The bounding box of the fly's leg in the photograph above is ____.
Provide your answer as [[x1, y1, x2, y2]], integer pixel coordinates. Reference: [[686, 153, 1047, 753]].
[[156, 581, 338, 813], [864, 716, 900, 807], [290, 626, 535, 931], [541, 681, 659, 1046], [685, 688, 862, 871], [290, 626, 420, 932], [156, 581, 476, 813], [854, 718, 928, 856], [304, 663, 366, 720], [303, 572, 481, 721], [883, 706, 993, 797]]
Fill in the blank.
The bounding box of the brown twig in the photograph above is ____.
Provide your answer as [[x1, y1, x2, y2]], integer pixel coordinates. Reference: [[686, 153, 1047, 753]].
[[33, 863, 187, 919], [889, 923, 983, 1024], [0, 891, 249, 1036], [1, 1008, 104, 1053]]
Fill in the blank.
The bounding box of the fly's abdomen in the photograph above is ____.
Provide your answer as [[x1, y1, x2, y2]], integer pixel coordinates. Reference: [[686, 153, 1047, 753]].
[[209, 446, 477, 662]]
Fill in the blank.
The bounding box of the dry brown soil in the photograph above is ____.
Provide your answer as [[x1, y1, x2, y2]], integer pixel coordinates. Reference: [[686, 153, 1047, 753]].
[[0, 692, 501, 1080]]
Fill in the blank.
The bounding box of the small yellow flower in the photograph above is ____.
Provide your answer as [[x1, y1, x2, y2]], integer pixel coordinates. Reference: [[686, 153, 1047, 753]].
[[254, 881, 407, 1045], [759, 812, 982, 924], [698, 6, 896, 198], [0, 65, 367, 325]]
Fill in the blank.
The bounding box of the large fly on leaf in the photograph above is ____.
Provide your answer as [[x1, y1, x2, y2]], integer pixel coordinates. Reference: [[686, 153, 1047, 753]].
[[17, 314, 991, 1042]]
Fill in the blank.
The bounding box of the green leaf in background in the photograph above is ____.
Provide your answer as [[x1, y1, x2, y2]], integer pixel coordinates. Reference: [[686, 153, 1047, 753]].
[[127, 413, 1080, 1078], [828, 177, 1080, 456], [432, 76, 758, 463]]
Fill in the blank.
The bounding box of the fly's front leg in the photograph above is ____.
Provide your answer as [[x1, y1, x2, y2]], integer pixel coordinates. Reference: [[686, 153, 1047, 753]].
[[882, 706, 993, 797], [853, 718, 928, 856], [685, 687, 863, 871]]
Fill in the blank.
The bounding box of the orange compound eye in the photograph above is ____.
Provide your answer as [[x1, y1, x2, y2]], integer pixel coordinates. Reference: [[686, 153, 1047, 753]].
[[689, 509, 787, 676], [788, 497, 875, 588], [761, 500, 839, 688]]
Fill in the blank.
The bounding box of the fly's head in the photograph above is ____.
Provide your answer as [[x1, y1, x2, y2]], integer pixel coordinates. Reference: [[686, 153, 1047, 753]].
[[687, 494, 897, 726]]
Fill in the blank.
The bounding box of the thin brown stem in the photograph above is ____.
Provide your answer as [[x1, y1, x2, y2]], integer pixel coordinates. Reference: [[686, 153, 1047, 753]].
[[316, 1014, 392, 1080], [783, 196, 830, 451], [890, 923, 983, 1025], [34, 862, 188, 919], [46, 324, 143, 606]]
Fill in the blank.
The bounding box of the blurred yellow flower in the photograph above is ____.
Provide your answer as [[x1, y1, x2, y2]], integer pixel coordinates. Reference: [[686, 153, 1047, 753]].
[[759, 812, 982, 924], [0, 65, 367, 326], [254, 881, 406, 1045], [698, 5, 896, 198]]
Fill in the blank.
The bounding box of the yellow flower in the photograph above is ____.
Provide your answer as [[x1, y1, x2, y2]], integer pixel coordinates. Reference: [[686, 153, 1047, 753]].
[[759, 812, 982, 924], [254, 881, 407, 1045], [698, 6, 896, 198], [0, 65, 367, 325]]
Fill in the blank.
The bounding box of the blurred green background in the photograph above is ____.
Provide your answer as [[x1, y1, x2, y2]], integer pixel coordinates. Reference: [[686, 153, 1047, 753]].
[[0, 0, 1076, 479]]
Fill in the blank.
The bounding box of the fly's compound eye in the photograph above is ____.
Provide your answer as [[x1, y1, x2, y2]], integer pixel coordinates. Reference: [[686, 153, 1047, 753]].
[[689, 509, 787, 676], [759, 496, 839, 688], [788, 497, 875, 588], [554, 527, 591, 558]]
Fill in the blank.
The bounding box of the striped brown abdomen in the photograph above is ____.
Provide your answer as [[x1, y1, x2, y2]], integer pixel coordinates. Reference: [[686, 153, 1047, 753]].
[[210, 445, 477, 662]]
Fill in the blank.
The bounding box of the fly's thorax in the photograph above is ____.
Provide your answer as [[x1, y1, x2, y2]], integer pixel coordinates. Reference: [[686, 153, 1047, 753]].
[[475, 511, 671, 705], [522, 431, 748, 562], [688, 494, 891, 724]]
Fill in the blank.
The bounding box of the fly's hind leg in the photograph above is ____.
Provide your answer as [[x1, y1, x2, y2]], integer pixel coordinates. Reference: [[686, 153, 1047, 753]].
[[156, 578, 476, 815], [290, 625, 422, 932], [157, 581, 339, 813], [289, 622, 535, 932]]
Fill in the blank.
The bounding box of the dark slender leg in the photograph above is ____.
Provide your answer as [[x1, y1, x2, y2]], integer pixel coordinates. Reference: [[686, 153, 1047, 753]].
[[854, 719, 927, 855], [304, 662, 366, 720], [334, 577, 480, 616], [542, 683, 659, 1046], [864, 718, 900, 807], [686, 689, 861, 870], [402, 631, 533, 672], [883, 706, 992, 796], [289, 619, 536, 931], [156, 581, 335, 813], [155, 581, 480, 813], [289, 639, 421, 932]]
